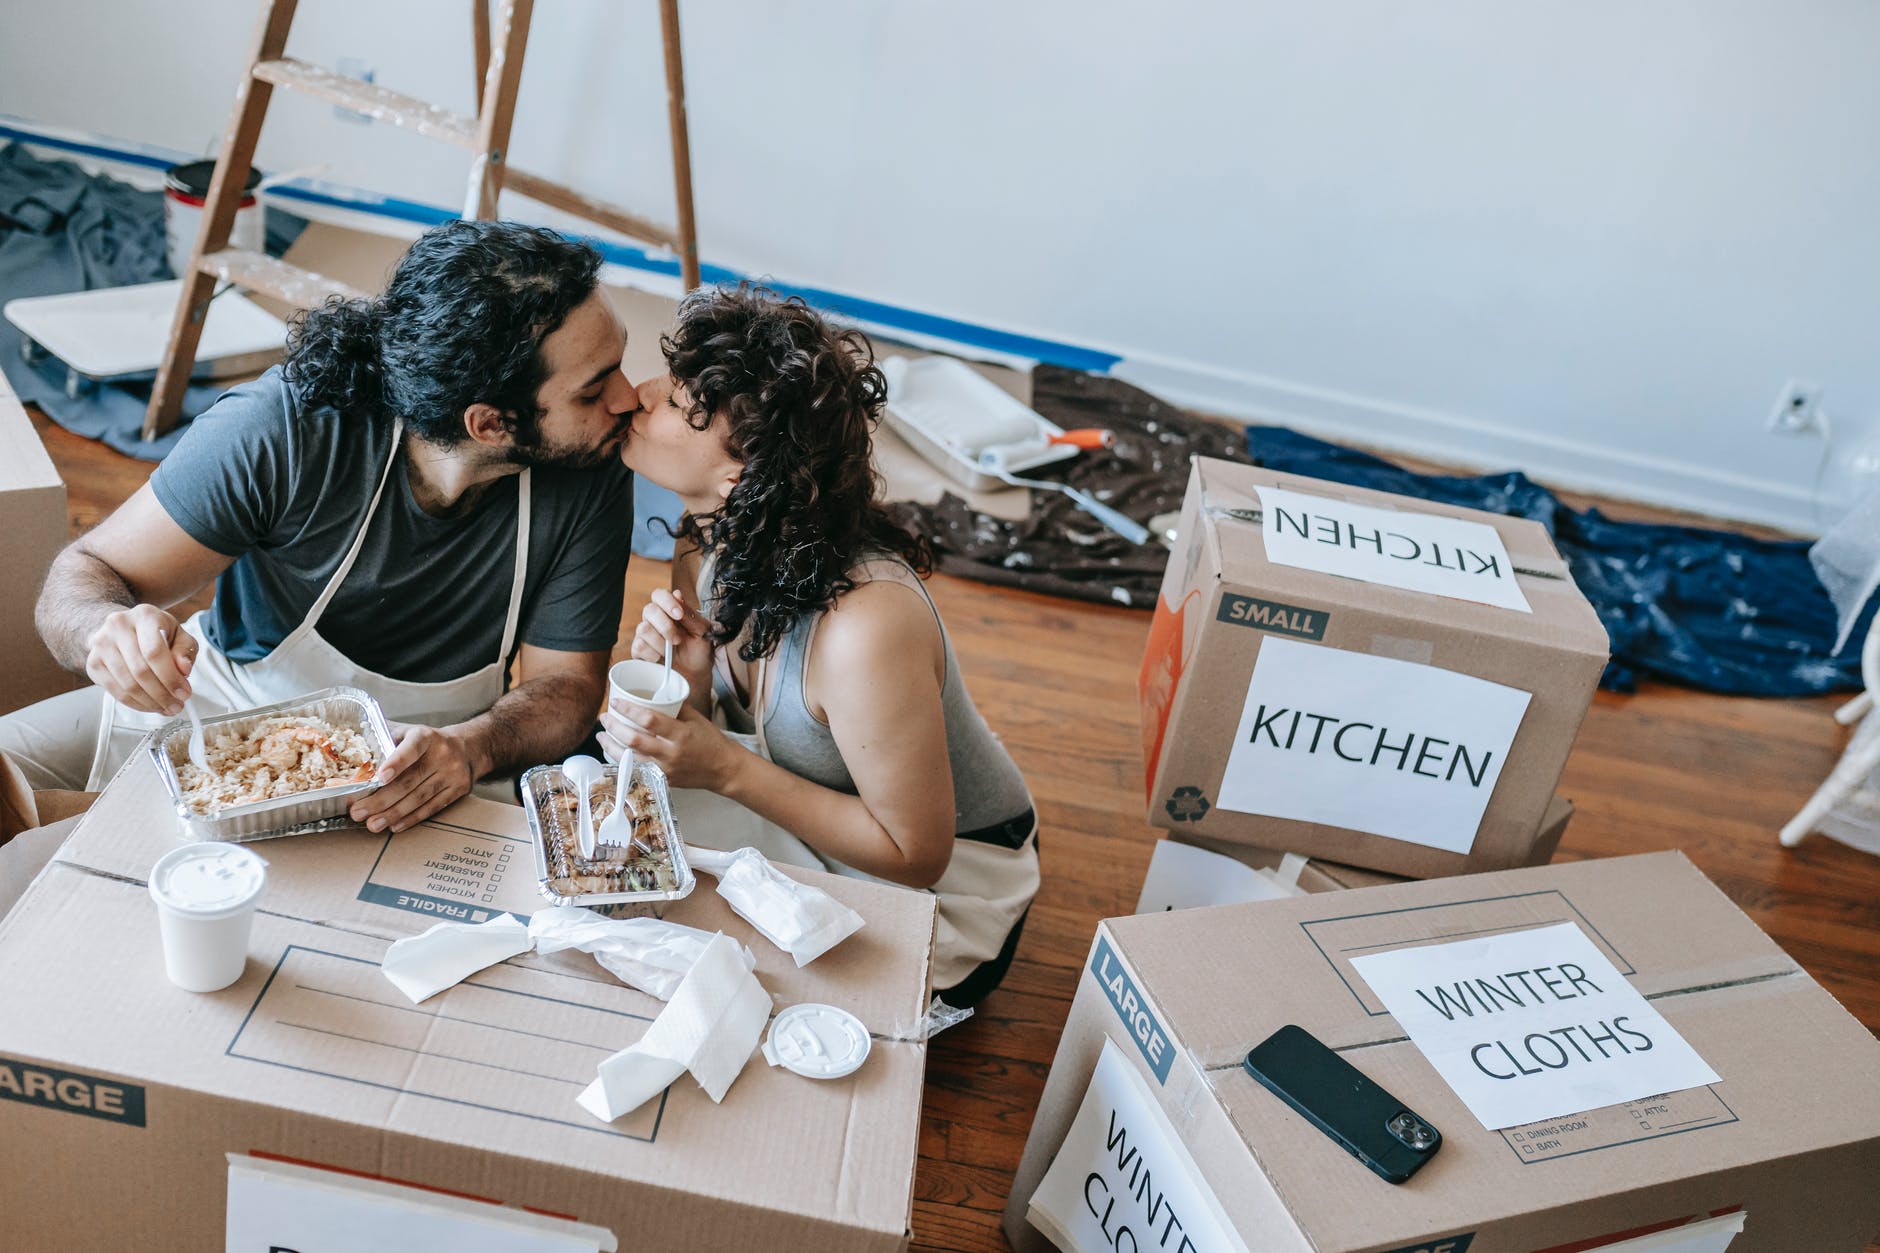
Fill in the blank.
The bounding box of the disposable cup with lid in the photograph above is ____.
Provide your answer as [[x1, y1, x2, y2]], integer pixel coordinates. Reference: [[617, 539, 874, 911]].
[[148, 842, 268, 992], [762, 1003, 871, 1079]]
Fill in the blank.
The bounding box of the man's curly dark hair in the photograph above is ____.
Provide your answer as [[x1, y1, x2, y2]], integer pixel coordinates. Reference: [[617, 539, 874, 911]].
[[281, 219, 602, 446], [665, 284, 934, 663]]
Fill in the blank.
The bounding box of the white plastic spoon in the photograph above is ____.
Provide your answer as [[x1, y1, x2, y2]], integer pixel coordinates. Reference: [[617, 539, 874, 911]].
[[184, 697, 208, 773], [561, 754, 606, 861]]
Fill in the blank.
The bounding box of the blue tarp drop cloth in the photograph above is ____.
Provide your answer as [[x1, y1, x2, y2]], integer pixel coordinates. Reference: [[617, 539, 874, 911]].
[[896, 365, 1862, 697], [0, 141, 304, 458], [1242, 426, 1867, 696]]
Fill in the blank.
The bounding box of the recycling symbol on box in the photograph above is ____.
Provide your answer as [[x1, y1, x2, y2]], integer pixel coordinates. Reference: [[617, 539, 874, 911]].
[[1165, 786, 1210, 822]]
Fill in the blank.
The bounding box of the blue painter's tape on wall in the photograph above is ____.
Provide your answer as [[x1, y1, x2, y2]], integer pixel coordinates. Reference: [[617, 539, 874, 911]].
[[0, 118, 1121, 374]]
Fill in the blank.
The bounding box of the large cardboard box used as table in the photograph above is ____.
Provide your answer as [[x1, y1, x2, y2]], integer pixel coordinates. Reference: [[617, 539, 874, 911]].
[[1141, 458, 1609, 879], [0, 759, 938, 1252], [0, 368, 77, 715], [1173, 794, 1577, 895], [1003, 851, 1880, 1253]]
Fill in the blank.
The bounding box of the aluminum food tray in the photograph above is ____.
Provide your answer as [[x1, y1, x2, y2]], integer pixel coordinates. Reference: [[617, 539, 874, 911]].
[[148, 686, 395, 843], [521, 759, 695, 917]]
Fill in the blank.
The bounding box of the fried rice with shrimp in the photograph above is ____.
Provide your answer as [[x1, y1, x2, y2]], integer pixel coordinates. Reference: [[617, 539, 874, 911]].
[[175, 715, 378, 814]]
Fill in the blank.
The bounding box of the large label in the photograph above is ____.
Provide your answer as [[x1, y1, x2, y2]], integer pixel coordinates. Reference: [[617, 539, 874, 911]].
[[1216, 637, 1531, 854], [1027, 1039, 1246, 1253], [1351, 922, 1720, 1131], [1090, 936, 1173, 1085], [226, 1153, 618, 1251], [1260, 486, 1532, 613], [0, 1056, 145, 1127]]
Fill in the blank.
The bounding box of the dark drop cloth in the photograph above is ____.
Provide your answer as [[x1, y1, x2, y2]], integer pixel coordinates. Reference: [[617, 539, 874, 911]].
[[0, 141, 307, 459], [890, 366, 1863, 697]]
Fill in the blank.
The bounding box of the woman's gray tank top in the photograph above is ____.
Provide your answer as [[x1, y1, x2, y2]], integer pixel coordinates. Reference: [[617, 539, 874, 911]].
[[712, 557, 1035, 847]]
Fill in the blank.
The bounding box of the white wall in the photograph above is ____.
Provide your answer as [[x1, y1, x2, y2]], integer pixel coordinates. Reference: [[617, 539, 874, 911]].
[[5, 0, 1876, 532]]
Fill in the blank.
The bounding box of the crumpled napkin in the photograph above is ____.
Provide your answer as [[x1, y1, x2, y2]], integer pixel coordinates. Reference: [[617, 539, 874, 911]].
[[380, 913, 532, 1003], [685, 844, 865, 966], [576, 933, 772, 1121], [528, 906, 755, 1001]]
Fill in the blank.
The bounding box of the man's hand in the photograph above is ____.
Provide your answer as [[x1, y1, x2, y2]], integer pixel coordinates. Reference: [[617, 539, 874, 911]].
[[349, 722, 481, 833], [84, 605, 198, 715]]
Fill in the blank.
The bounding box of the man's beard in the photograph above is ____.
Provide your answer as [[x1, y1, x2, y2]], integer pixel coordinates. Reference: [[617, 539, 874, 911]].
[[506, 422, 624, 471]]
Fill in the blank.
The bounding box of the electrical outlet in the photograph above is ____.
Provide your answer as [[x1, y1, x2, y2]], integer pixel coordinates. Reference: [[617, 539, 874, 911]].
[[1768, 379, 1825, 435]]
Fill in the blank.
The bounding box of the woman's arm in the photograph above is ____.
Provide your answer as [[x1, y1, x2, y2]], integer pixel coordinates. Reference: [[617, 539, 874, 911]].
[[603, 580, 956, 888]]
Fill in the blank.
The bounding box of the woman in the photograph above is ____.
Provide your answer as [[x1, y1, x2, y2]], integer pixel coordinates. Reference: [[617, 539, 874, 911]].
[[599, 285, 1039, 1007]]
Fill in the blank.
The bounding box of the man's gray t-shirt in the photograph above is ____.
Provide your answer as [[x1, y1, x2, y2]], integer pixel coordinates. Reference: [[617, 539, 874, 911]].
[[150, 368, 632, 683]]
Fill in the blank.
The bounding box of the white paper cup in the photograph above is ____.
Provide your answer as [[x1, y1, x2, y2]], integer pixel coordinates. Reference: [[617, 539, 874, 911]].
[[148, 843, 267, 992], [609, 660, 691, 719]]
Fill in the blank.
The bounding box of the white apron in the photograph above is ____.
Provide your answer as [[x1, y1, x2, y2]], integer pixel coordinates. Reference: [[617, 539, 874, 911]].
[[669, 651, 1039, 991], [89, 419, 531, 792]]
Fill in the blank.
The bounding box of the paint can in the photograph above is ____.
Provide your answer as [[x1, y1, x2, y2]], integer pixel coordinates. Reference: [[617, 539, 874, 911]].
[[163, 160, 265, 277]]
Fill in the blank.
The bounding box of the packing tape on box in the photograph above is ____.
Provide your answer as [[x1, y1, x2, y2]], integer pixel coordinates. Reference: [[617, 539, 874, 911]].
[[686, 845, 864, 966], [380, 913, 532, 1004], [528, 907, 755, 1001], [578, 933, 772, 1119]]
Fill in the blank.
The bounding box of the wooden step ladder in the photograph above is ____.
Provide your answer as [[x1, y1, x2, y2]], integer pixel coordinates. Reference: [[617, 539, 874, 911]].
[[143, 0, 700, 439]]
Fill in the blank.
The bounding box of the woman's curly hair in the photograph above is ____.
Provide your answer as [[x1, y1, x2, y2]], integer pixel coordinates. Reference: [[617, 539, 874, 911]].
[[282, 219, 601, 445], [665, 285, 933, 663]]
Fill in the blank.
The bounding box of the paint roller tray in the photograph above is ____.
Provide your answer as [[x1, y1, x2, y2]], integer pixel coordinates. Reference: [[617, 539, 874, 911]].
[[880, 355, 1078, 493], [5, 280, 287, 394]]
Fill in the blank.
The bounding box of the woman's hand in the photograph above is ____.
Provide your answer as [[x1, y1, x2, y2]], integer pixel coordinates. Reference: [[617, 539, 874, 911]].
[[630, 588, 714, 710], [598, 698, 747, 792]]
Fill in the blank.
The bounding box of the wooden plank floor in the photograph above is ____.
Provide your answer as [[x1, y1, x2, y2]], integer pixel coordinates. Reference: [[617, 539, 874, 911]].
[[29, 407, 1880, 1252]]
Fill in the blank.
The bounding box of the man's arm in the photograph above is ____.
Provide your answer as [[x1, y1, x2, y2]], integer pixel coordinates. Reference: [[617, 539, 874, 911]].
[[349, 643, 609, 833], [37, 484, 235, 715]]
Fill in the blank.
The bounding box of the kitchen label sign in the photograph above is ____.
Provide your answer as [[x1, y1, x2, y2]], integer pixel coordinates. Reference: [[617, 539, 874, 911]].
[[1259, 486, 1533, 613], [1215, 637, 1531, 854], [1351, 922, 1720, 1131]]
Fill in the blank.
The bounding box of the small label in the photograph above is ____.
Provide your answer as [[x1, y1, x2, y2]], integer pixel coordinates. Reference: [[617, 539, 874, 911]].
[[0, 1056, 146, 1127], [1215, 591, 1328, 640], [1091, 936, 1173, 1084]]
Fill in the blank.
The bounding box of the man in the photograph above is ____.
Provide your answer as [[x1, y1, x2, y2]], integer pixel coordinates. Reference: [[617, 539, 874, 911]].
[[2, 219, 637, 848]]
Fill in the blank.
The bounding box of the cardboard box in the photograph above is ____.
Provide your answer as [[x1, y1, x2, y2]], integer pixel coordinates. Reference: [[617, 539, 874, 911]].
[[1140, 458, 1608, 878], [1004, 851, 1880, 1253], [0, 369, 77, 715], [0, 758, 937, 1251], [1172, 794, 1576, 895]]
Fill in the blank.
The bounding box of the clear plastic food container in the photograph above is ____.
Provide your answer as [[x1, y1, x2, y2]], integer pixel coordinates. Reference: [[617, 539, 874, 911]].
[[521, 758, 694, 917], [147, 686, 395, 843]]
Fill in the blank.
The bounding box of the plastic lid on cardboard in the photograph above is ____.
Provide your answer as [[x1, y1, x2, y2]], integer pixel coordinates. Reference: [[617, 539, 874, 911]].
[[148, 843, 267, 919], [763, 1003, 871, 1079]]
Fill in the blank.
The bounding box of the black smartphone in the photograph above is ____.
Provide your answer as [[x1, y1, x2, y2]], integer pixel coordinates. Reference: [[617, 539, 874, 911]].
[[1243, 1023, 1441, 1184]]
